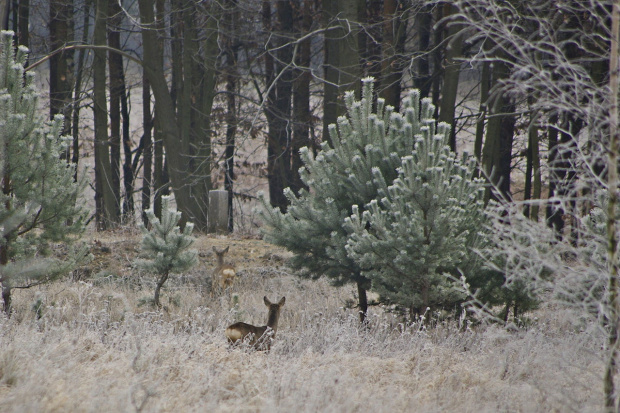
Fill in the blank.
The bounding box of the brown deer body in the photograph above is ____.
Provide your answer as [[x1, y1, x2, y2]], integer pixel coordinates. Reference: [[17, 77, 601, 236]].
[[225, 296, 286, 351], [212, 246, 236, 292]]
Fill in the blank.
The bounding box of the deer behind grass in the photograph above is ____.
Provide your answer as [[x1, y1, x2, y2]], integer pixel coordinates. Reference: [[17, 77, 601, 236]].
[[225, 296, 286, 351], [212, 246, 236, 292]]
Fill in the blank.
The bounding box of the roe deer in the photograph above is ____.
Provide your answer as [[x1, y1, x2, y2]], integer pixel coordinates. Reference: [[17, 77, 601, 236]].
[[225, 296, 286, 351], [212, 246, 236, 292]]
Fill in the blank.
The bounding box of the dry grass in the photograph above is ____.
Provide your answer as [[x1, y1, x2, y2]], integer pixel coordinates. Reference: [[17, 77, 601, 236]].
[[0, 232, 605, 412]]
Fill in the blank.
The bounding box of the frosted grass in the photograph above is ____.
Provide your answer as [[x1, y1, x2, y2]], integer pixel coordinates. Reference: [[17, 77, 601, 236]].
[[0, 245, 605, 412]]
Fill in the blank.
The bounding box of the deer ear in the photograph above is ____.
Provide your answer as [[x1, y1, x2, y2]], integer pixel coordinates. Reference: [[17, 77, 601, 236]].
[[264, 296, 271, 306], [224, 246, 229, 253], [278, 297, 286, 306], [212, 246, 217, 252]]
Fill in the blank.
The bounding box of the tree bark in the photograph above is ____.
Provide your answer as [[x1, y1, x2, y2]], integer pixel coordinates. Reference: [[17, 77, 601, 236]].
[[357, 279, 368, 324], [71, 0, 91, 182], [49, 0, 74, 139], [413, 6, 432, 99], [267, 0, 294, 211], [142, 75, 153, 225], [438, 4, 463, 152], [224, 0, 239, 232], [94, 0, 118, 229], [474, 59, 490, 178], [154, 271, 169, 308], [108, 0, 122, 219], [0, 0, 9, 30], [16, 0, 28, 47], [137, 0, 217, 231], [380, 0, 408, 111], [290, 0, 314, 195], [482, 59, 514, 202], [323, 0, 362, 145]]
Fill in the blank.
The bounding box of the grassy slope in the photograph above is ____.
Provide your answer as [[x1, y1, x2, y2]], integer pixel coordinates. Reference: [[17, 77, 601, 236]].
[[0, 232, 604, 412]]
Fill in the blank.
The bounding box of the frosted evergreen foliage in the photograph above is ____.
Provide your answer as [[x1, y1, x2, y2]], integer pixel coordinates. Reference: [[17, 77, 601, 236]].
[[344, 114, 492, 313], [136, 196, 198, 276], [0, 31, 88, 312], [136, 196, 197, 307], [0, 31, 85, 249], [259, 78, 432, 288]]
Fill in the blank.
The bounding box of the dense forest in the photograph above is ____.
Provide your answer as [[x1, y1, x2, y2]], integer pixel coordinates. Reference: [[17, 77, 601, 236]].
[[1, 0, 620, 410], [2, 0, 602, 235]]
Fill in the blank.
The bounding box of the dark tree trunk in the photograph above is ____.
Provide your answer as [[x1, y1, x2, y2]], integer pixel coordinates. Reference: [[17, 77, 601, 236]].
[[323, 0, 362, 145], [49, 0, 74, 143], [224, 0, 239, 232], [483, 59, 514, 202], [71, 0, 91, 182], [547, 114, 581, 241], [94, 0, 118, 229], [413, 6, 432, 98], [438, 4, 463, 152], [264, 0, 295, 212], [154, 271, 169, 308], [108, 0, 122, 219], [0, 1, 9, 30], [473, 59, 490, 177], [290, 0, 314, 195], [16, 0, 28, 47], [359, 0, 382, 97], [142, 75, 153, 225], [357, 280, 368, 324], [380, 0, 408, 111]]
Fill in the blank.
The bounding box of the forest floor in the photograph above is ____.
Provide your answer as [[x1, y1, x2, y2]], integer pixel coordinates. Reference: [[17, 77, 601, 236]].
[[0, 230, 605, 412]]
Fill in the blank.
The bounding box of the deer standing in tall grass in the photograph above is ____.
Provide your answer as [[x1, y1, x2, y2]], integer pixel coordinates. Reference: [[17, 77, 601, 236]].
[[225, 296, 286, 351], [212, 246, 236, 293]]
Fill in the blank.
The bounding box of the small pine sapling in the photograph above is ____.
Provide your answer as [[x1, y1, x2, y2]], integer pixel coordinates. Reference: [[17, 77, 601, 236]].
[[135, 196, 197, 308]]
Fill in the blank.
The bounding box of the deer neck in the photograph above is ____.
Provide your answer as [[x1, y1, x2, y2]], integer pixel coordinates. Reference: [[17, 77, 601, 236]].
[[266, 309, 280, 331]]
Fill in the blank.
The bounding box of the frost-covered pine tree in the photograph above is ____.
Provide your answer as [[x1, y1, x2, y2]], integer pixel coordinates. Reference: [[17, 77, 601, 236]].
[[259, 78, 429, 321], [0, 31, 88, 314], [344, 115, 499, 317], [135, 196, 197, 308]]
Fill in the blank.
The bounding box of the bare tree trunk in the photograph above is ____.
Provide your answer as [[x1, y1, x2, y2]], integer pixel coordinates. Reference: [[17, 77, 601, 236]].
[[0, 0, 9, 31], [380, 0, 408, 111], [323, 0, 362, 145], [94, 0, 118, 230], [270, 0, 294, 211], [153, 0, 165, 219], [438, 4, 463, 152], [359, 0, 382, 95], [138, 0, 217, 231], [474, 59, 490, 177], [290, 0, 314, 195], [356, 279, 368, 324], [108, 0, 122, 219], [49, 0, 74, 138], [154, 271, 169, 308], [142, 75, 152, 226], [605, 4, 620, 409], [16, 0, 27, 47], [482, 59, 514, 202], [224, 0, 239, 232], [413, 6, 432, 99], [524, 112, 541, 221], [71, 0, 91, 182]]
